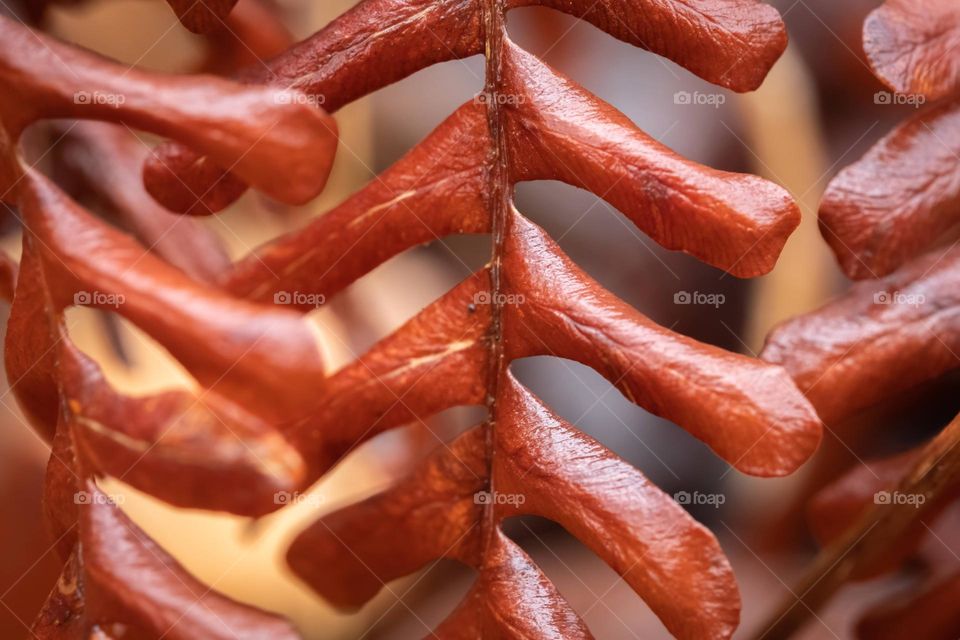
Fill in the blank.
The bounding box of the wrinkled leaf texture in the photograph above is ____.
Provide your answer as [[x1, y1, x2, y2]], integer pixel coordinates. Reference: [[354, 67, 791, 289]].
[[820, 0, 960, 279], [0, 1, 825, 639]]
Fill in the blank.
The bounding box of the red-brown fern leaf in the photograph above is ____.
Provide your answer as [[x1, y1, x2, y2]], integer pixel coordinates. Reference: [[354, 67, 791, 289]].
[[159, 2, 827, 638], [819, 0, 960, 279], [762, 246, 960, 425], [0, 2, 824, 638], [51, 122, 231, 284], [200, 0, 294, 74], [761, 212, 960, 640], [759, 5, 960, 628], [0, 14, 339, 636], [44, 0, 294, 283], [759, 233, 960, 631]]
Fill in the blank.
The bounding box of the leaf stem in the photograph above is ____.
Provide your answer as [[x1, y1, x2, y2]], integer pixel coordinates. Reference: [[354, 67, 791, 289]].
[[754, 410, 960, 639], [479, 0, 510, 552]]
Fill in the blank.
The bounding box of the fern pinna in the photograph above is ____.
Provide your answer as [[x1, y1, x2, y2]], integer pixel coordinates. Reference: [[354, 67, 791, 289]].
[[758, 2, 960, 638], [0, 1, 822, 638], [817, 0, 960, 281]]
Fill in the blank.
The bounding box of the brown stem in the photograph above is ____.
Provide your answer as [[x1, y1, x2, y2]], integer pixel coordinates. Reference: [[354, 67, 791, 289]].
[[479, 0, 511, 552], [754, 410, 960, 639]]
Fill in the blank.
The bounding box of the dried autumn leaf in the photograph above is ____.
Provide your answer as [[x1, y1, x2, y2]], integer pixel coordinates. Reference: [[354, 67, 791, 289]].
[[224, 51, 800, 307], [0, 11, 341, 635], [11, 170, 327, 430], [290, 376, 741, 640], [430, 529, 595, 639], [764, 11, 960, 631], [53, 122, 230, 284], [499, 214, 819, 474], [758, 244, 960, 636], [760, 48, 960, 617], [761, 245, 960, 423], [820, 100, 960, 279], [59, 336, 306, 517], [2, 0, 822, 637], [174, 1, 828, 636], [855, 573, 960, 640], [15, 179, 311, 638], [756, 412, 960, 640], [34, 413, 304, 638], [758, 264, 960, 638], [804, 443, 960, 639], [201, 0, 294, 75], [807, 450, 937, 576], [819, 0, 960, 279]]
